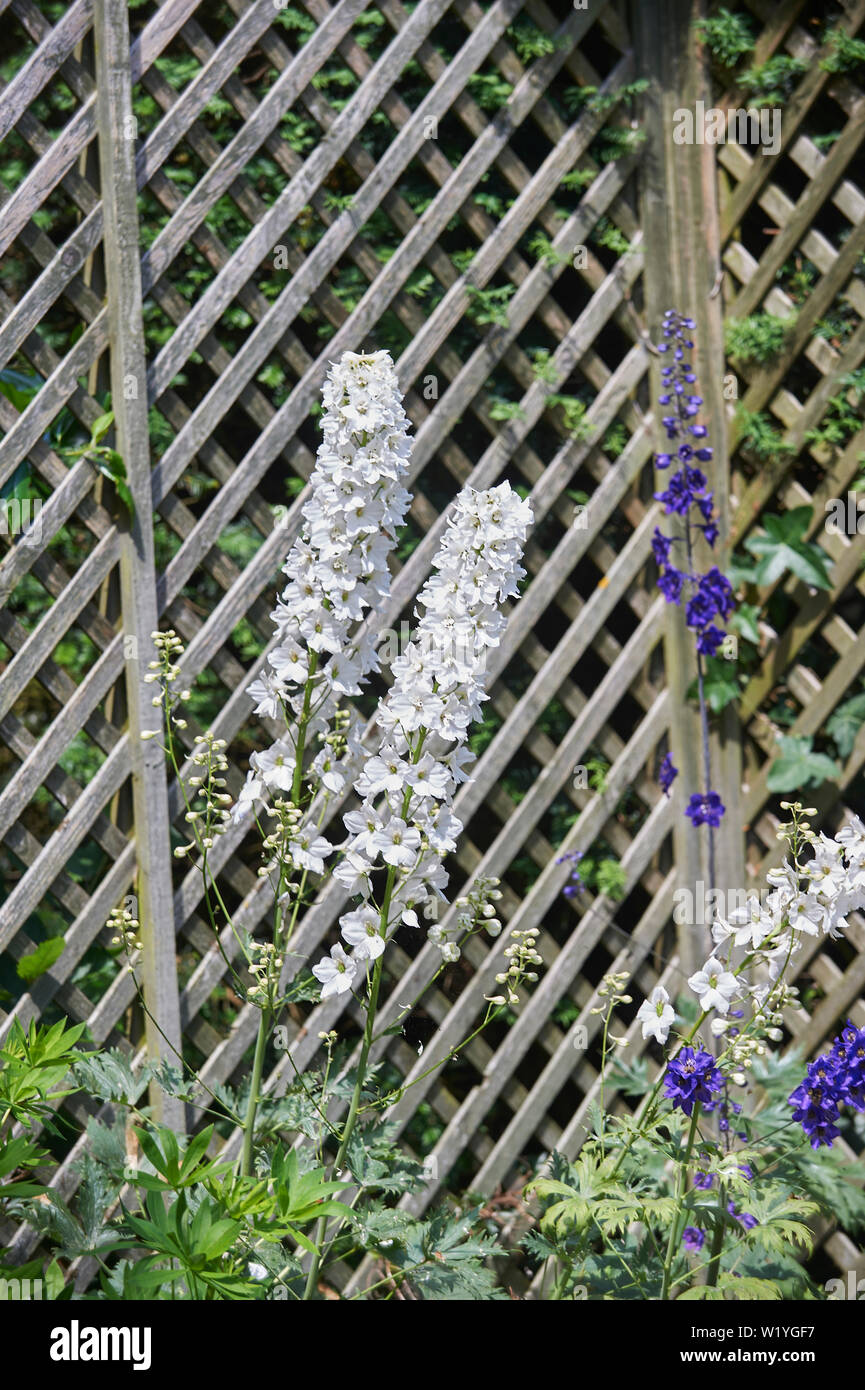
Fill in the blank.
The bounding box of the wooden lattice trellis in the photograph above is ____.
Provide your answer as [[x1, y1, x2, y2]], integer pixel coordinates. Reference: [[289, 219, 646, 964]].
[[1, 0, 865, 1288]]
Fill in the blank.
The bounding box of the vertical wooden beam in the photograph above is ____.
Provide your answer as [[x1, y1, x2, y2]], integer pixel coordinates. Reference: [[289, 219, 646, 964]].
[[631, 0, 744, 980], [94, 0, 184, 1130]]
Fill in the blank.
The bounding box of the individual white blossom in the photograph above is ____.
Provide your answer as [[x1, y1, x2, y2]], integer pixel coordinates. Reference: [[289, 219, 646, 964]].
[[688, 956, 739, 1014], [340, 905, 386, 960], [637, 985, 677, 1043], [312, 942, 357, 998]]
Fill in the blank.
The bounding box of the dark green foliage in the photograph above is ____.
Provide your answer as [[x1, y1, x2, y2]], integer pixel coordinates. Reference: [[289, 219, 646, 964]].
[[736, 407, 795, 463], [725, 313, 794, 365], [695, 8, 756, 67], [740, 55, 808, 105], [820, 27, 865, 76]]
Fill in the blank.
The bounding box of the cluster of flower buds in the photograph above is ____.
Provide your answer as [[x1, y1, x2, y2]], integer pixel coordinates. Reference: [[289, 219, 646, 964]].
[[108, 904, 142, 958], [724, 1032, 764, 1071], [427, 920, 461, 963], [776, 802, 818, 847], [142, 630, 191, 738], [247, 940, 283, 1009], [315, 705, 352, 770], [488, 927, 542, 1006], [590, 971, 633, 1014], [144, 629, 184, 690], [174, 732, 231, 857], [413, 874, 506, 967], [260, 800, 303, 872], [748, 1002, 787, 1045], [454, 877, 504, 938]]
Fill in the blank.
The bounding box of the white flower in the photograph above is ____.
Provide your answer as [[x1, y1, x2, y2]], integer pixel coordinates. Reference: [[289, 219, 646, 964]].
[[717, 897, 775, 950], [784, 892, 826, 937], [637, 986, 677, 1043], [835, 815, 865, 865], [356, 753, 409, 798], [766, 933, 800, 980], [343, 805, 383, 856], [803, 834, 847, 898], [289, 830, 333, 876], [246, 669, 286, 721], [404, 753, 451, 799], [340, 905, 385, 960], [269, 638, 309, 686], [254, 742, 296, 793], [368, 817, 421, 867], [312, 943, 357, 998], [311, 748, 347, 794], [332, 851, 373, 898], [688, 956, 739, 1014]]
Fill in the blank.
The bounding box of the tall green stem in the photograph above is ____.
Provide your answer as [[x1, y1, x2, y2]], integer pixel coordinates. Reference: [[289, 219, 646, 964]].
[[704, 1178, 727, 1290], [238, 655, 318, 1177], [660, 1104, 700, 1300], [302, 739, 423, 1298], [240, 1007, 270, 1178], [302, 937, 385, 1300]]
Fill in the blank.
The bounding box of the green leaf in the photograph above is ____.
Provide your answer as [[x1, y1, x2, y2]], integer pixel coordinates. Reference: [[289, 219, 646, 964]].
[[0, 368, 41, 413], [89, 411, 114, 445], [827, 692, 865, 760], [687, 656, 741, 712], [94, 449, 135, 521], [73, 1049, 147, 1105], [744, 508, 833, 590], [729, 603, 761, 647], [766, 735, 840, 793], [16, 937, 65, 983]]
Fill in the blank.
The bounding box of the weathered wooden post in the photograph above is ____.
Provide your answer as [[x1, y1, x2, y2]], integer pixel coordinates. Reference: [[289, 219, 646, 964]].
[[94, 0, 184, 1129], [631, 0, 744, 979]]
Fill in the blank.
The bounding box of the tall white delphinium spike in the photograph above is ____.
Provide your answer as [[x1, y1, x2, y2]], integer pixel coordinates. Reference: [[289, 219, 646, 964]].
[[233, 351, 412, 825], [314, 480, 533, 998]]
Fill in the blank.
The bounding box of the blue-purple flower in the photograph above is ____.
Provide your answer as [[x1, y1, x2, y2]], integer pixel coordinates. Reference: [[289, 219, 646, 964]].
[[659, 751, 678, 797], [658, 566, 685, 604], [685, 791, 726, 828], [727, 1201, 758, 1231], [788, 1021, 865, 1148], [664, 1046, 725, 1116], [682, 1226, 705, 1253], [557, 850, 584, 899]]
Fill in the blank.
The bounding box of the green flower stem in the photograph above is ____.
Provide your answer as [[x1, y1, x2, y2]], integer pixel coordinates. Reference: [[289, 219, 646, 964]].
[[302, 734, 426, 1298], [704, 1178, 727, 1289], [239, 1007, 271, 1179], [609, 1009, 707, 1177], [660, 1104, 700, 1300], [238, 656, 318, 1177], [302, 940, 385, 1300]]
